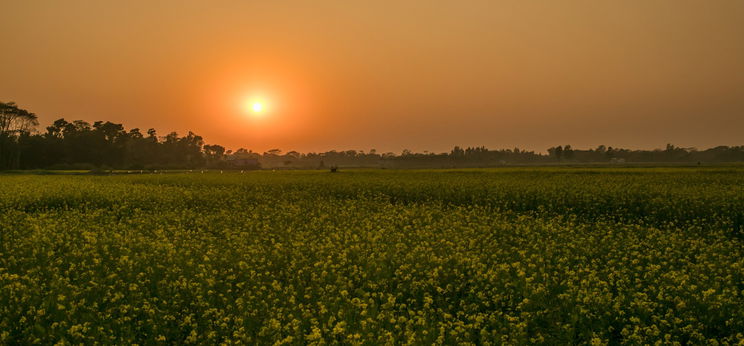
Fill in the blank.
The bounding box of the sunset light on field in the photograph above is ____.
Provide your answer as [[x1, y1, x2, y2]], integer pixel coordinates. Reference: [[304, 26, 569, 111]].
[[2, 1, 744, 344]]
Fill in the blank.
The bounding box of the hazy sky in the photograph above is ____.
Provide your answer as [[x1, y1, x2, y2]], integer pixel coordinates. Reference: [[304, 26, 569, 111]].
[[2, 1, 743, 153]]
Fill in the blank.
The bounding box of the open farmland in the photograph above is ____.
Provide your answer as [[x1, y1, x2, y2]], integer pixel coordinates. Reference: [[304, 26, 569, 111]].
[[1, 168, 743, 344]]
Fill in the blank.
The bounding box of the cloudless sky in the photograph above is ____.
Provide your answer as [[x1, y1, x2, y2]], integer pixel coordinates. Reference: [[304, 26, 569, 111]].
[[1, 1, 743, 153]]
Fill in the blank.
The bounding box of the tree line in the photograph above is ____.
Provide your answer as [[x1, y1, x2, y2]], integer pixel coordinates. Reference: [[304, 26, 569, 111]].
[[2, 101, 743, 170]]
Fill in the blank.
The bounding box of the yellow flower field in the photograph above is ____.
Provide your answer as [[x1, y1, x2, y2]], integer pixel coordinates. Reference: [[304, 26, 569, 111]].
[[1, 168, 742, 344]]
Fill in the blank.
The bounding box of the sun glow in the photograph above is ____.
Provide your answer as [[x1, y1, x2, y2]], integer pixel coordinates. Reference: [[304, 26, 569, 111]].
[[244, 97, 269, 117], [251, 102, 264, 113]]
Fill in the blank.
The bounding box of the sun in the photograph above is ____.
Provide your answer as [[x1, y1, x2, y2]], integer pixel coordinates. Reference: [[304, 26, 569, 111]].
[[244, 97, 268, 117], [251, 102, 264, 113]]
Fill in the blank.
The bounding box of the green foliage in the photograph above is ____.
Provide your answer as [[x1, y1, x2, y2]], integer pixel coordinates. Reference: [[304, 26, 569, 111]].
[[1, 168, 743, 344]]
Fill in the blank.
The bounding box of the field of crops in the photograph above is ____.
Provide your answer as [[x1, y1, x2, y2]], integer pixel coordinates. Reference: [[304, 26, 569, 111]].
[[1, 168, 743, 344]]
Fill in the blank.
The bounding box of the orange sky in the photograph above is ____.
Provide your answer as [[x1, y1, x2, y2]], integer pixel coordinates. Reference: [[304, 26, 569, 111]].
[[1, 1, 743, 153]]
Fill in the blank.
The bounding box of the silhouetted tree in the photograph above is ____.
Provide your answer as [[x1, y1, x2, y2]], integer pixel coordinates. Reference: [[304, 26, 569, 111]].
[[563, 145, 574, 160], [1, 102, 38, 169], [3, 102, 744, 170], [204, 144, 226, 167], [548, 146, 563, 160]]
